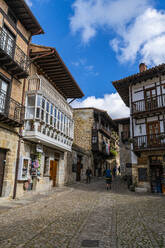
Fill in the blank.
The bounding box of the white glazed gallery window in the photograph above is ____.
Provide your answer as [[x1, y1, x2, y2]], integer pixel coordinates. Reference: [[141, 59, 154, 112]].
[[57, 110, 60, 131], [61, 112, 64, 132], [50, 103, 54, 127], [36, 95, 41, 119], [26, 95, 35, 119], [64, 115, 66, 135], [46, 100, 50, 124], [54, 107, 57, 129], [41, 97, 46, 122], [0, 79, 8, 113]]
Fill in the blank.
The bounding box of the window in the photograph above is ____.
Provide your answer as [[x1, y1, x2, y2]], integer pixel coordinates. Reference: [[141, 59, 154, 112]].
[[54, 107, 57, 128], [0, 79, 8, 113], [57, 110, 60, 130], [61, 112, 63, 132], [92, 136, 97, 143], [2, 25, 15, 58], [46, 101, 50, 124], [41, 97, 45, 122], [36, 95, 41, 119], [26, 95, 35, 119], [50, 104, 54, 126]]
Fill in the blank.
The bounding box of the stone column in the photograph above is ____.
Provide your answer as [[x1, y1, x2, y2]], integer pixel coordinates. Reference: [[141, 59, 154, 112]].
[[57, 152, 67, 187]]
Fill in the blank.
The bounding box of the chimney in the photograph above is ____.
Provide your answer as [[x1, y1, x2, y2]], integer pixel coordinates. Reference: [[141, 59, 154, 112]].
[[139, 63, 147, 73]]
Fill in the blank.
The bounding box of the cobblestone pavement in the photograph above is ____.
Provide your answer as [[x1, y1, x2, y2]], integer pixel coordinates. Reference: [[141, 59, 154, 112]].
[[0, 178, 165, 248]]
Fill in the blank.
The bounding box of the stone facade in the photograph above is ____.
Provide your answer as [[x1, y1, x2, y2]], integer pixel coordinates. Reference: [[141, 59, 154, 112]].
[[114, 118, 131, 177], [0, 125, 19, 197], [73, 109, 94, 151], [0, 0, 43, 198], [71, 108, 118, 179], [66, 144, 93, 184]]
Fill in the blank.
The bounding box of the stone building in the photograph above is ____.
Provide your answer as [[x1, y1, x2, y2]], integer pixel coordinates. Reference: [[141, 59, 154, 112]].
[[114, 117, 132, 177], [16, 43, 84, 197], [113, 63, 165, 193], [0, 0, 43, 198], [67, 108, 118, 182]]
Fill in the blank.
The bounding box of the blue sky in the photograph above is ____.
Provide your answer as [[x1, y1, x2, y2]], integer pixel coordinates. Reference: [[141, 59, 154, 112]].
[[26, 0, 165, 118]]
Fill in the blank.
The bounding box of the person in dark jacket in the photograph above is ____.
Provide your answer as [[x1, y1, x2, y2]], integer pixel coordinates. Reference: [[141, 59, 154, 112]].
[[86, 167, 92, 184], [105, 168, 112, 190]]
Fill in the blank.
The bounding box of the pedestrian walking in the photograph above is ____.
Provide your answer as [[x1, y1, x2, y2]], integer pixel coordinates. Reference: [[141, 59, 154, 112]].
[[105, 168, 112, 190], [112, 167, 116, 178], [86, 167, 92, 184]]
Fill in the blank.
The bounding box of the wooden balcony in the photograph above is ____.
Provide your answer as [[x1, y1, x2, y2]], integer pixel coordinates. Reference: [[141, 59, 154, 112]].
[[133, 133, 165, 151], [0, 90, 25, 127], [0, 27, 29, 79], [132, 95, 165, 118]]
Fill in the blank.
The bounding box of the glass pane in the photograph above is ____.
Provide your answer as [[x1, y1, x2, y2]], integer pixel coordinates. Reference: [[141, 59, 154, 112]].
[[146, 91, 150, 97], [46, 113, 49, 123], [50, 116, 53, 125], [54, 107, 57, 117], [42, 98, 45, 109], [1, 81, 8, 93], [37, 95, 41, 107], [54, 118, 56, 128], [152, 89, 156, 95], [36, 108, 40, 118], [57, 121, 59, 129], [27, 95, 35, 106], [26, 107, 35, 119], [46, 102, 49, 112], [51, 104, 53, 115], [41, 110, 44, 121], [58, 111, 60, 120]]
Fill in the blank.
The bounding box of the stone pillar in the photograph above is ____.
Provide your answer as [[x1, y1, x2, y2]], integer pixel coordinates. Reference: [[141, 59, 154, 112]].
[[57, 152, 67, 186]]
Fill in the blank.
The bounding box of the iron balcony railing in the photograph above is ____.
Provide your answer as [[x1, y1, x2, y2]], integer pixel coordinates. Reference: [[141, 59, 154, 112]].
[[133, 133, 165, 150], [132, 95, 165, 114], [0, 90, 25, 126], [0, 27, 29, 73]]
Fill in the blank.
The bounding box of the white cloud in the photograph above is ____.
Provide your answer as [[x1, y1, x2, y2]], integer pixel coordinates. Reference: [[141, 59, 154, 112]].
[[114, 8, 165, 65], [70, 0, 165, 66], [71, 93, 130, 119], [70, 0, 150, 43], [25, 0, 32, 7]]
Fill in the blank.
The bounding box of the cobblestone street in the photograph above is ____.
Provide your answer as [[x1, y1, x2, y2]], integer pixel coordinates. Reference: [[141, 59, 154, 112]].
[[0, 178, 165, 248]]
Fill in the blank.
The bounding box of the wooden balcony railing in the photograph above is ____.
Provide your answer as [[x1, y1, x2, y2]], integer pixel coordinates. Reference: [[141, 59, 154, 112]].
[[0, 90, 25, 127], [0, 27, 29, 77], [132, 95, 165, 114], [133, 133, 165, 150]]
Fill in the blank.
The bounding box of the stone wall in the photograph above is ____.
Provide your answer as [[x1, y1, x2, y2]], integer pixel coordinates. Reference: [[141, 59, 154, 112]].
[[65, 144, 93, 184], [132, 149, 165, 191], [0, 125, 19, 198], [73, 109, 94, 151]]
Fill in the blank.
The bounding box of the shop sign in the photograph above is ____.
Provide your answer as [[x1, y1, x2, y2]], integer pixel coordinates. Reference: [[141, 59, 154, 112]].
[[36, 144, 43, 153]]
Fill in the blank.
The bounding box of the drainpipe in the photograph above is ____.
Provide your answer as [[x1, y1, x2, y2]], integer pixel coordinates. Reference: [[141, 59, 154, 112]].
[[13, 34, 32, 199]]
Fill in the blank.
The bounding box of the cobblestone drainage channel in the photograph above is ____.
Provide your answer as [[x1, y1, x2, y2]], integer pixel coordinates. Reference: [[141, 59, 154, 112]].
[[81, 240, 99, 247]]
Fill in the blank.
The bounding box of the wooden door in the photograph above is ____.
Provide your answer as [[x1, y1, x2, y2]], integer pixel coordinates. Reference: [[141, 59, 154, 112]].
[[50, 160, 58, 187], [0, 149, 6, 196], [147, 121, 160, 146], [145, 88, 157, 111]]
